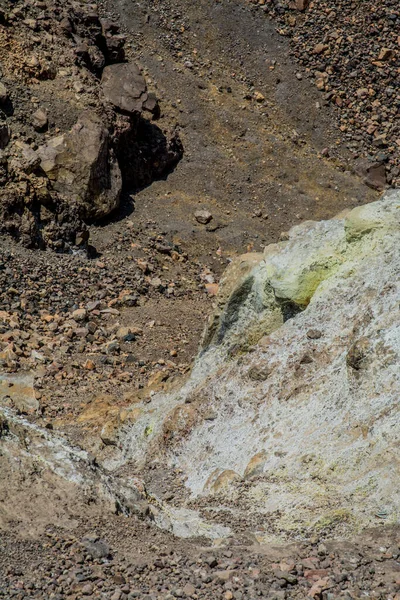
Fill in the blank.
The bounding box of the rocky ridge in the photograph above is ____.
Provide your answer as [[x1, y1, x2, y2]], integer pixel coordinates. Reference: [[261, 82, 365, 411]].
[[0, 0, 182, 251]]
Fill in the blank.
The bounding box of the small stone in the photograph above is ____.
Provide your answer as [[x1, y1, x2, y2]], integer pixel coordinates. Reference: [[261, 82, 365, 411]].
[[72, 308, 87, 321], [104, 339, 120, 354], [150, 277, 163, 289], [313, 43, 328, 55], [365, 162, 387, 191], [0, 414, 9, 437], [116, 327, 135, 342], [73, 80, 84, 93], [84, 359, 95, 370], [296, 0, 310, 10], [23, 18, 37, 30], [0, 123, 10, 149], [205, 556, 218, 568], [183, 583, 196, 597], [31, 349, 47, 363], [248, 364, 270, 381], [81, 583, 93, 595], [307, 329, 322, 340], [60, 16, 73, 34], [308, 578, 331, 598], [378, 48, 394, 61], [32, 108, 48, 132], [317, 542, 327, 556], [82, 537, 110, 559], [194, 210, 213, 224], [26, 54, 40, 69], [214, 570, 235, 583], [205, 282, 219, 296]]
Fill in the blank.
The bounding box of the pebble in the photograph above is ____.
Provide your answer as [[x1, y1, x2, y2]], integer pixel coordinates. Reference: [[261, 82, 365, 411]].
[[72, 308, 87, 321], [0, 530, 398, 600], [32, 108, 48, 131], [194, 210, 213, 224]]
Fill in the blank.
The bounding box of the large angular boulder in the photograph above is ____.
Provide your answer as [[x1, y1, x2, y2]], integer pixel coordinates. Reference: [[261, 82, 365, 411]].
[[37, 111, 121, 220]]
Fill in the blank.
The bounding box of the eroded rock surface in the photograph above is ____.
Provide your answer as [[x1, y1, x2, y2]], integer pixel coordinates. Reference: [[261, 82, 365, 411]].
[[115, 191, 400, 539], [0, 407, 229, 540], [102, 62, 149, 115], [37, 111, 122, 220]]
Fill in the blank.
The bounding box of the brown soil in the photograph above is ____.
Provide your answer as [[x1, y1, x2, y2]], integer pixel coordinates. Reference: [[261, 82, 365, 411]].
[[100, 0, 378, 264]]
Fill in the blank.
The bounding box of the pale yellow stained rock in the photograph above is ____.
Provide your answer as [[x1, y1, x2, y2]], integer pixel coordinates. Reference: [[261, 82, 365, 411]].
[[244, 451, 268, 479], [211, 470, 242, 493], [117, 191, 400, 537]]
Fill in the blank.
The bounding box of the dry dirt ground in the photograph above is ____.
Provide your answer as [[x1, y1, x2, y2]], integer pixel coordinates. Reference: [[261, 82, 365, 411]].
[[100, 0, 379, 260]]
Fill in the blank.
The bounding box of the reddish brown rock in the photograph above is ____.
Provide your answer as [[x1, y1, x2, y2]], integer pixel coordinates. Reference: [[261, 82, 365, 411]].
[[295, 0, 310, 10]]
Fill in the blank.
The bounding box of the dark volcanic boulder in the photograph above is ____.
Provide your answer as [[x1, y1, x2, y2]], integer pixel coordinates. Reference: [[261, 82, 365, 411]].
[[101, 63, 148, 115], [0, 182, 89, 251]]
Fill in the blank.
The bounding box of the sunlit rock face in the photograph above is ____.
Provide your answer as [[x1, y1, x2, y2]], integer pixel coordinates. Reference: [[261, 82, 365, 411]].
[[119, 191, 400, 539]]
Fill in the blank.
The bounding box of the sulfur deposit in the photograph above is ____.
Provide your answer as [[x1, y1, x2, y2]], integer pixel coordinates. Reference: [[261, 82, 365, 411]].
[[118, 191, 400, 539]]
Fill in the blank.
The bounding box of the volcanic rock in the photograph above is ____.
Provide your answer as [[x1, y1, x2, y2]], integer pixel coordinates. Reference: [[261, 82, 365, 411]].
[[0, 123, 10, 149], [0, 82, 8, 104], [295, 0, 310, 10], [355, 159, 387, 192], [32, 108, 48, 132], [378, 47, 394, 61], [37, 111, 122, 220], [194, 210, 213, 224], [101, 63, 148, 115]]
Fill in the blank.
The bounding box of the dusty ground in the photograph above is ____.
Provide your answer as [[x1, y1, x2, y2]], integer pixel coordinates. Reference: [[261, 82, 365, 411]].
[[1, 516, 400, 599], [100, 0, 379, 263]]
